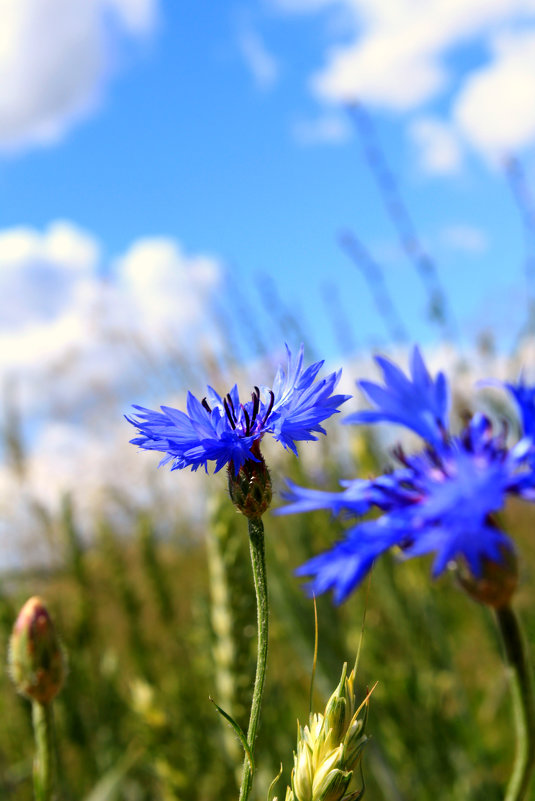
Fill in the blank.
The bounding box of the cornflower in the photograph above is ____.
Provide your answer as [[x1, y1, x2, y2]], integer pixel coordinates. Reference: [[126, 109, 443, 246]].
[[281, 348, 535, 801], [280, 347, 535, 605], [127, 344, 350, 478], [127, 344, 349, 801]]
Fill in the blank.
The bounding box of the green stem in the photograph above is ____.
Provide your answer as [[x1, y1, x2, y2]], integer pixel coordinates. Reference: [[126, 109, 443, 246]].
[[31, 700, 56, 801], [495, 605, 535, 801], [239, 516, 269, 801]]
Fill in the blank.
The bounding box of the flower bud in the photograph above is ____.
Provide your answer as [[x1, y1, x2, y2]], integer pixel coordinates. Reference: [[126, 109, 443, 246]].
[[8, 597, 65, 704], [324, 664, 352, 744], [455, 547, 518, 608], [313, 767, 352, 801], [342, 718, 366, 766], [227, 445, 272, 518]]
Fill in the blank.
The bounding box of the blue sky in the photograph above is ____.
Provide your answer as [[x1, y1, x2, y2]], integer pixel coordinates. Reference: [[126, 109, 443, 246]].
[[2, 0, 535, 560], [3, 0, 535, 364]]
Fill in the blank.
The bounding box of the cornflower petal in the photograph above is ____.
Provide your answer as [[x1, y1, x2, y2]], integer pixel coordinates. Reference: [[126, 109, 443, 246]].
[[504, 378, 535, 439], [127, 345, 349, 474], [278, 478, 377, 516], [345, 346, 449, 447], [296, 518, 407, 603]]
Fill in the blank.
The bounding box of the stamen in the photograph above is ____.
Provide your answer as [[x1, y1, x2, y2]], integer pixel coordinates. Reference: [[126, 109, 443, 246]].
[[223, 397, 236, 430], [250, 387, 260, 427], [261, 390, 275, 425], [202, 398, 212, 414], [425, 446, 444, 470], [226, 393, 238, 423], [242, 406, 251, 435], [392, 444, 409, 466]]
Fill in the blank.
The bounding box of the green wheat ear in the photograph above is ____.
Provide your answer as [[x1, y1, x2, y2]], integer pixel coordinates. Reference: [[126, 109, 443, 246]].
[[275, 662, 374, 801]]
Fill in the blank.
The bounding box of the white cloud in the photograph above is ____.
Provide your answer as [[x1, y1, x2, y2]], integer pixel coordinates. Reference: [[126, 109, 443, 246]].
[[0, 0, 158, 152], [0, 219, 228, 561], [0, 221, 98, 332], [440, 224, 488, 253], [292, 112, 352, 144], [238, 27, 280, 89], [273, 0, 535, 161], [410, 117, 463, 174], [306, 0, 535, 109], [311, 28, 446, 110], [0, 221, 223, 416], [454, 29, 535, 159]]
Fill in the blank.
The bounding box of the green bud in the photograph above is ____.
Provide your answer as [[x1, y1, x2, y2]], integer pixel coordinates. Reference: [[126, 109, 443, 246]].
[[227, 442, 272, 518], [8, 597, 65, 704], [324, 664, 352, 744], [313, 767, 352, 801], [455, 547, 518, 608], [342, 717, 367, 766]]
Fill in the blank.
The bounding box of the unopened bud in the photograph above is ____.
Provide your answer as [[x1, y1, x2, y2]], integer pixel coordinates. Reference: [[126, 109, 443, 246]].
[[8, 597, 65, 704], [455, 547, 518, 608], [324, 664, 352, 744], [314, 767, 352, 801], [228, 444, 272, 518]]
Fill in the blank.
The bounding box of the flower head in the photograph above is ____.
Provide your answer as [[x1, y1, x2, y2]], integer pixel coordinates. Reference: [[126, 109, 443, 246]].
[[279, 348, 535, 604], [503, 376, 535, 439], [127, 345, 350, 476], [344, 346, 449, 447], [9, 597, 66, 704]]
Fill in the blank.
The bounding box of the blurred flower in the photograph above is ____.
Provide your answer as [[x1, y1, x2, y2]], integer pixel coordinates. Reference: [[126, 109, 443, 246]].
[[8, 597, 65, 704], [502, 377, 535, 439], [345, 345, 449, 447], [127, 344, 350, 475], [279, 348, 535, 604]]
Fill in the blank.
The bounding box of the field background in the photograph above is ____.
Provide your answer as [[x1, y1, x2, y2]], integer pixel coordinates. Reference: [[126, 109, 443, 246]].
[[2, 328, 535, 801], [3, 5, 535, 796]]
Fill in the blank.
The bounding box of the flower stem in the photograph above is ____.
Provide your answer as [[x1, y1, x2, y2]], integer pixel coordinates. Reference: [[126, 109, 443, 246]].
[[495, 605, 535, 801], [239, 516, 269, 801], [31, 700, 56, 801]]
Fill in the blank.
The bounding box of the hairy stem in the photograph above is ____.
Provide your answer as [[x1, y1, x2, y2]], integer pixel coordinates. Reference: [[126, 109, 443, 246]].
[[32, 700, 56, 801]]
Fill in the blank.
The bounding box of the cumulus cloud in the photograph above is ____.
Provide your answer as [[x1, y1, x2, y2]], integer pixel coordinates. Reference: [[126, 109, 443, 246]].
[[274, 0, 535, 162], [0, 221, 223, 418], [0, 0, 158, 151], [238, 27, 280, 89], [0, 219, 227, 564], [305, 0, 531, 108], [410, 117, 463, 174], [454, 29, 535, 159]]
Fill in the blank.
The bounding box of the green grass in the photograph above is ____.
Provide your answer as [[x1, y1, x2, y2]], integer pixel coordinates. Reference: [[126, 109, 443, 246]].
[[1, 432, 534, 801]]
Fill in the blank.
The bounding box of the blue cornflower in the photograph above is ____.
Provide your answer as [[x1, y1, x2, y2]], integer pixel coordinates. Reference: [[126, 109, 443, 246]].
[[344, 345, 449, 447], [502, 376, 535, 439], [127, 345, 350, 476], [279, 347, 535, 604]]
